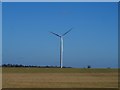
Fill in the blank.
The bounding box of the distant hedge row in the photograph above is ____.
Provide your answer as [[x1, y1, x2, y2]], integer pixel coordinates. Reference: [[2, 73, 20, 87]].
[[1, 64, 72, 68]]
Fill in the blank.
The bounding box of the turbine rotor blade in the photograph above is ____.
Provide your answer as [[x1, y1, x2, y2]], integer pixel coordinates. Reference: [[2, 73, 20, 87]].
[[50, 32, 61, 37], [62, 28, 72, 36]]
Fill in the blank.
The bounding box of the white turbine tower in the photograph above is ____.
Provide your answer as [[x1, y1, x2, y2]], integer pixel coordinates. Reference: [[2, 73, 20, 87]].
[[50, 28, 72, 68]]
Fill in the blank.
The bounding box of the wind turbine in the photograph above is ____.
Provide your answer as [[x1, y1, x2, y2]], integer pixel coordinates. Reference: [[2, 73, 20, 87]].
[[50, 28, 72, 68]]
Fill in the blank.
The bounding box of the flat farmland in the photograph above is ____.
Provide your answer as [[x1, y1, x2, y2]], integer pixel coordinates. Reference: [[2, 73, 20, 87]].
[[2, 67, 118, 88]]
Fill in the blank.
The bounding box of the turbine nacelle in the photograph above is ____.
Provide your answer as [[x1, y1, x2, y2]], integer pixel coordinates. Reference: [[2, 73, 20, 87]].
[[50, 28, 72, 37]]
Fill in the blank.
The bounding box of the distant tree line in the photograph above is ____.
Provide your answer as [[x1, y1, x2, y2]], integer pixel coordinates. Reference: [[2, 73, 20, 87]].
[[2, 64, 72, 68]]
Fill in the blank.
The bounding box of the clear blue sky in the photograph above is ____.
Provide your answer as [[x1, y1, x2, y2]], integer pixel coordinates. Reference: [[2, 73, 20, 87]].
[[3, 2, 118, 68], [0, 2, 2, 65]]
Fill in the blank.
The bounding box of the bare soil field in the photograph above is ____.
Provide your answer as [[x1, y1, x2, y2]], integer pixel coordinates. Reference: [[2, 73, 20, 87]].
[[0, 68, 2, 89], [2, 67, 118, 88]]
